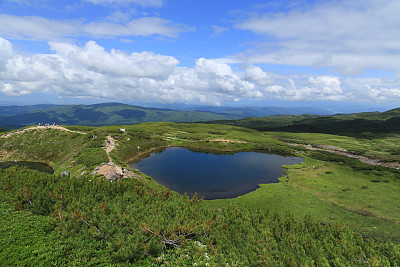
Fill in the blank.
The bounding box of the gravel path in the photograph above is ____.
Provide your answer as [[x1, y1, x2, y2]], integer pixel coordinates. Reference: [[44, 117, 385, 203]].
[[104, 135, 116, 163], [287, 142, 400, 169]]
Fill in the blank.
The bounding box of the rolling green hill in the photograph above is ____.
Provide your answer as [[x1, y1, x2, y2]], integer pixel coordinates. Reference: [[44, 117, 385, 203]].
[[0, 102, 242, 129], [209, 107, 400, 134]]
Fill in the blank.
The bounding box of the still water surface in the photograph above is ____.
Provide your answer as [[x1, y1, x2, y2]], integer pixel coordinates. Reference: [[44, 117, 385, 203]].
[[0, 161, 54, 174], [131, 147, 303, 200]]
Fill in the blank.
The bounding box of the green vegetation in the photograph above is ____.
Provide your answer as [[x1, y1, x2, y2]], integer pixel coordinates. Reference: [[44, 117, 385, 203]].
[[268, 131, 400, 162], [0, 127, 105, 175], [0, 202, 110, 265], [1, 167, 399, 265], [76, 148, 109, 169], [1, 119, 400, 265], [211, 157, 400, 244]]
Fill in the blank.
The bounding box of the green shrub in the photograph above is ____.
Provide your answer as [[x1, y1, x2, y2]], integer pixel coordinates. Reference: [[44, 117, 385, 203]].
[[0, 167, 399, 266], [76, 148, 108, 168]]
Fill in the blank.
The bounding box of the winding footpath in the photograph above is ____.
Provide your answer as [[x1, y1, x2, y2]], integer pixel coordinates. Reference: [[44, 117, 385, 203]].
[[287, 142, 400, 169], [104, 135, 116, 163], [1, 125, 139, 180]]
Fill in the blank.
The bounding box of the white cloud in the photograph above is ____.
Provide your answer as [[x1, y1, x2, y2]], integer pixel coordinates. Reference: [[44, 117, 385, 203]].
[[2, 38, 400, 105], [49, 41, 178, 79], [0, 14, 189, 41], [308, 76, 342, 96], [0, 38, 13, 71], [211, 25, 229, 37], [245, 65, 275, 86], [83, 17, 188, 38], [83, 0, 163, 7], [0, 15, 80, 41], [234, 0, 400, 75]]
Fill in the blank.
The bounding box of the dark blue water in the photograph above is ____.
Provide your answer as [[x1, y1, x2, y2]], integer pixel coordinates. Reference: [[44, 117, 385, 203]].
[[0, 161, 54, 174], [131, 147, 303, 200]]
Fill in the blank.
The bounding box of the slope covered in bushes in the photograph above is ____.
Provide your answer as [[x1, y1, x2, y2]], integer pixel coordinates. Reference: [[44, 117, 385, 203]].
[[1, 167, 399, 266]]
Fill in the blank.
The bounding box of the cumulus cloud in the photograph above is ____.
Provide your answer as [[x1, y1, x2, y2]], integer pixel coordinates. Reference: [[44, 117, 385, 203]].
[[0, 38, 14, 71], [1, 37, 400, 104], [49, 41, 178, 79], [245, 65, 275, 86], [234, 0, 400, 75], [0, 39, 262, 104], [0, 14, 189, 41]]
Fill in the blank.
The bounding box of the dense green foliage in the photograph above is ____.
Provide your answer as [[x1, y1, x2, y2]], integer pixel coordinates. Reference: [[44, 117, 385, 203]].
[[0, 103, 243, 129], [1, 167, 399, 266], [0, 202, 111, 265], [76, 147, 109, 169]]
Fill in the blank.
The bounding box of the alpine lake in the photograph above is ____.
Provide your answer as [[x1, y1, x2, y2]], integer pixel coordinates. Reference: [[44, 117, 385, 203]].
[[0, 161, 54, 174], [131, 147, 303, 200]]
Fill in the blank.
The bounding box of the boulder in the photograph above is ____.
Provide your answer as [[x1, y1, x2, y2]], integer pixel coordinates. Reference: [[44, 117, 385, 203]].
[[61, 171, 70, 177]]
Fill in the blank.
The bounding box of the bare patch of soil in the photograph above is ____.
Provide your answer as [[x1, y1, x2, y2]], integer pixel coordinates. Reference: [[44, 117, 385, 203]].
[[202, 138, 247, 143], [1, 125, 86, 138]]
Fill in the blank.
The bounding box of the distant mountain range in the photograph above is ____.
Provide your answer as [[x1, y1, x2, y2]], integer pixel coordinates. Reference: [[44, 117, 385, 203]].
[[0, 104, 61, 115], [188, 106, 331, 116], [2, 102, 397, 133], [0, 103, 239, 129], [0, 102, 337, 130], [141, 103, 332, 115]]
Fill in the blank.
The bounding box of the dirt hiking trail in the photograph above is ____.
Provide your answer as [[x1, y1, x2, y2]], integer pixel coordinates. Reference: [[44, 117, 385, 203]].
[[1, 125, 87, 138]]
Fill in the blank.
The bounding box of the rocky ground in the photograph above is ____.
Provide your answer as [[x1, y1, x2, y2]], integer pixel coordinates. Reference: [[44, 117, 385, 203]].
[[92, 134, 142, 180]]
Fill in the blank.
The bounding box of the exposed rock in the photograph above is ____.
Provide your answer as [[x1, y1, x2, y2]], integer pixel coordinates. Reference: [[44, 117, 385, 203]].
[[105, 172, 119, 181], [61, 170, 70, 177]]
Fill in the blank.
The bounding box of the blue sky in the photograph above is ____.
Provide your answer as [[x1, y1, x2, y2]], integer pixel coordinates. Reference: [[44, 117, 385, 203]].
[[1, 0, 400, 112]]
